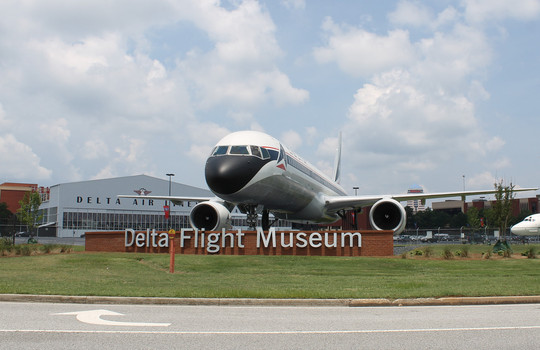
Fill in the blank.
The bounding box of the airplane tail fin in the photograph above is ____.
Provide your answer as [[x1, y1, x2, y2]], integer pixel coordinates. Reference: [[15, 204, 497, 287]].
[[333, 132, 342, 183]]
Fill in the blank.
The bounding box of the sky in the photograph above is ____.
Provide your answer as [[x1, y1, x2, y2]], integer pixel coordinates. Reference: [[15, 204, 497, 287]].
[[0, 0, 539, 201]]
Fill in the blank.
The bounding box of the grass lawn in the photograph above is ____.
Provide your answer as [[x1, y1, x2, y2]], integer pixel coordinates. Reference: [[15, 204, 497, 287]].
[[0, 244, 538, 299]]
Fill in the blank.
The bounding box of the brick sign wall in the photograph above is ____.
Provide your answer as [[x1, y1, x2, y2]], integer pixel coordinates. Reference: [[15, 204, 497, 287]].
[[86, 229, 394, 256]]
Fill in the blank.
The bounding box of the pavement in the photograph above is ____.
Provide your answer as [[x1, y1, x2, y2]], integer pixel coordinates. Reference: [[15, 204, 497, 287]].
[[1, 294, 539, 307]]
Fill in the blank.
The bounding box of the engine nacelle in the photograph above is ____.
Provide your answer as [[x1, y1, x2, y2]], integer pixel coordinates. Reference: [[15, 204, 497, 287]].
[[189, 201, 232, 231], [369, 198, 407, 234]]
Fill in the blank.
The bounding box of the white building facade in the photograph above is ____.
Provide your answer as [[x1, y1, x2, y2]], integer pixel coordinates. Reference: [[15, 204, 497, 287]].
[[406, 184, 426, 214], [39, 175, 212, 238]]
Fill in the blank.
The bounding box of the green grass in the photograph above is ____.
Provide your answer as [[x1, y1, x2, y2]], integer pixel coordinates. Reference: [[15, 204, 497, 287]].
[[1, 244, 539, 299]]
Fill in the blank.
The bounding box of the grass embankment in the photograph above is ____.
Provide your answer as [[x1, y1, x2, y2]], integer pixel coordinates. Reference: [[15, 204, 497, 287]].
[[0, 244, 538, 299]]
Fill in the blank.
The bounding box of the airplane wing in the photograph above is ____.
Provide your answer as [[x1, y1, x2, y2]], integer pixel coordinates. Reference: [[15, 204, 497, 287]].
[[117, 195, 214, 206], [323, 188, 538, 212]]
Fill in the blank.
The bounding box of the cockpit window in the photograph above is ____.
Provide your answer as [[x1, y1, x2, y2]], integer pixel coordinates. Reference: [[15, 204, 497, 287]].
[[212, 146, 229, 156], [211, 144, 272, 159], [250, 145, 262, 158], [229, 145, 249, 155], [260, 147, 270, 159]]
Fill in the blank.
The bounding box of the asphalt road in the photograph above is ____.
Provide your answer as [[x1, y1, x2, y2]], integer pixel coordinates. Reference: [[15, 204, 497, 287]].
[[1, 302, 539, 349]]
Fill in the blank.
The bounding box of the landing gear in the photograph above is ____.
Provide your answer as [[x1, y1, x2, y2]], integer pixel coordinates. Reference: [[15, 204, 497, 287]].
[[239, 205, 275, 231], [246, 206, 258, 230], [262, 209, 270, 231]]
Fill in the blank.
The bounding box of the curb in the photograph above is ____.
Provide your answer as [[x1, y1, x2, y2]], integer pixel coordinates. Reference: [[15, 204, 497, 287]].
[[1, 294, 539, 307]]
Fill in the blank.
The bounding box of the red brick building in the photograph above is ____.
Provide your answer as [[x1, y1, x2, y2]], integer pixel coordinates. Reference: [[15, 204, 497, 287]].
[[0, 182, 50, 214]]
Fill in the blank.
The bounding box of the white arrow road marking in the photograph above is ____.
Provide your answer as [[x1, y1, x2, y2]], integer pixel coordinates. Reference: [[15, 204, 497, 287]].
[[54, 309, 171, 327]]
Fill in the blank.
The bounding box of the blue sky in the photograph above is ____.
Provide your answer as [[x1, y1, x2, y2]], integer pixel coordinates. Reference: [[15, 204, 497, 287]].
[[0, 0, 538, 200]]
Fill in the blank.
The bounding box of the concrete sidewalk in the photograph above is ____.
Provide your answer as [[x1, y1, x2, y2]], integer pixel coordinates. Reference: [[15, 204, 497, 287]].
[[1, 294, 539, 307]]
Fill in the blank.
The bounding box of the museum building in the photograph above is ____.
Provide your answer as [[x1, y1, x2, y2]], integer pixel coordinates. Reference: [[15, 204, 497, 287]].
[[39, 175, 213, 238]]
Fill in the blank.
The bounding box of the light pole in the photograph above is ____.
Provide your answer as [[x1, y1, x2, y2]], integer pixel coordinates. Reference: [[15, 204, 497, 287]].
[[166, 173, 174, 228], [166, 173, 175, 274], [352, 187, 360, 229], [166, 173, 175, 198]]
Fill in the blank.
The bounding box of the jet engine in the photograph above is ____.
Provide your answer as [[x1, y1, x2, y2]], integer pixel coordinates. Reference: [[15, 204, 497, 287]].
[[369, 198, 407, 234], [189, 201, 232, 231]]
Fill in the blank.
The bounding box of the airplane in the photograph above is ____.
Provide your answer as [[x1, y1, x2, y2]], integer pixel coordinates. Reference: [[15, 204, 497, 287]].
[[120, 130, 537, 234], [511, 214, 540, 236]]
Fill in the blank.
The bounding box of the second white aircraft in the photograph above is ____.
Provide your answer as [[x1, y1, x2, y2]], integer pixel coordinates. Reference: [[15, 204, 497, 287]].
[[511, 214, 540, 236]]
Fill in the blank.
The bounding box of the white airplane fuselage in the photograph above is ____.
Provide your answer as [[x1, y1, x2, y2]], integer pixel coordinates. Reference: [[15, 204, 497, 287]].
[[511, 214, 540, 236], [205, 131, 346, 223]]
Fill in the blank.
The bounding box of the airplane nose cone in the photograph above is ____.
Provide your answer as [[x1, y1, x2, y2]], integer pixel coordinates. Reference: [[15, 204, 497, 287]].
[[205, 156, 267, 195]]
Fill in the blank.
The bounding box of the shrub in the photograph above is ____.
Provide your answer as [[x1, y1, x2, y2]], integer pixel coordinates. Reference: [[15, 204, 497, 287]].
[[20, 245, 32, 256], [0, 238, 13, 255], [410, 249, 423, 256], [60, 245, 73, 253], [493, 240, 512, 255], [522, 247, 536, 259], [442, 247, 454, 260], [459, 246, 469, 258], [482, 251, 492, 259], [423, 246, 433, 258], [41, 244, 56, 254]]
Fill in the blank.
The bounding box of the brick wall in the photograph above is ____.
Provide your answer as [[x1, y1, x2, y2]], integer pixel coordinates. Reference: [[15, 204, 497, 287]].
[[86, 230, 394, 256]]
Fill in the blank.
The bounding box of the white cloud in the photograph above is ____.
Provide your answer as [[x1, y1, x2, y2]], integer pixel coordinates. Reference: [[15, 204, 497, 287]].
[[388, 1, 433, 27], [0, 104, 9, 128], [185, 122, 232, 162], [492, 157, 511, 169], [39, 118, 70, 145], [177, 0, 309, 109], [463, 0, 540, 23], [345, 69, 480, 159], [281, 0, 306, 10], [468, 80, 490, 101], [314, 17, 417, 78], [313, 3, 515, 194], [281, 130, 302, 151], [0, 134, 52, 180], [467, 171, 498, 188], [82, 139, 109, 160], [0, 0, 312, 185], [415, 24, 492, 89]]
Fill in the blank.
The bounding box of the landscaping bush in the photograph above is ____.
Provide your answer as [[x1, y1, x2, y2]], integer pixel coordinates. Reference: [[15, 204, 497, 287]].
[[423, 246, 433, 258], [41, 244, 55, 254], [522, 247, 536, 259], [442, 247, 454, 260], [456, 246, 469, 258], [0, 238, 13, 256]]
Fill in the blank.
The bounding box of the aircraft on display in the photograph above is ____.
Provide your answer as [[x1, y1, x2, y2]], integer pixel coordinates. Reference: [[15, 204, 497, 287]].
[[120, 130, 537, 234], [511, 214, 540, 236]]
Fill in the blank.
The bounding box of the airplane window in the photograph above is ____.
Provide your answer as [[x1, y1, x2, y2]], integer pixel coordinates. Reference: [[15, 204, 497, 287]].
[[230, 145, 249, 155], [212, 146, 229, 156], [260, 147, 270, 159], [250, 146, 262, 158]]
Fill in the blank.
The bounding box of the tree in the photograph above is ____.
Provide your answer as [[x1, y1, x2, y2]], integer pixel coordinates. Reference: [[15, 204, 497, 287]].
[[17, 191, 43, 237], [449, 212, 468, 228], [1, 202, 17, 239], [491, 180, 515, 241], [0, 202, 13, 223], [466, 206, 481, 231]]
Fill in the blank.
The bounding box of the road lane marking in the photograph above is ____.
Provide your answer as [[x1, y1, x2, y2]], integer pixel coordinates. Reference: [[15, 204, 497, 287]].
[[53, 309, 171, 327], [2, 325, 539, 335]]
